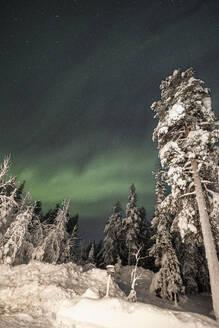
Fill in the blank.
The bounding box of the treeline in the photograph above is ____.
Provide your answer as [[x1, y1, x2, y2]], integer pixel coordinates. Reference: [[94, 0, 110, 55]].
[[0, 160, 153, 269], [87, 184, 154, 269]]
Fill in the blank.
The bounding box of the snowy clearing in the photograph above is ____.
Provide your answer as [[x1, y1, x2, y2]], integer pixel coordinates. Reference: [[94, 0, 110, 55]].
[[0, 262, 217, 328]]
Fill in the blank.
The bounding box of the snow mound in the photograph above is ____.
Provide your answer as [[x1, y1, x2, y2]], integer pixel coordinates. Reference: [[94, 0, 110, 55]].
[[82, 288, 100, 299], [0, 261, 124, 320], [0, 262, 216, 328], [56, 297, 218, 328]]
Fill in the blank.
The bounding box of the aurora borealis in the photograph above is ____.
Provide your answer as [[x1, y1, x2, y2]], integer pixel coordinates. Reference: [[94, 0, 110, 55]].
[[1, 0, 219, 240]]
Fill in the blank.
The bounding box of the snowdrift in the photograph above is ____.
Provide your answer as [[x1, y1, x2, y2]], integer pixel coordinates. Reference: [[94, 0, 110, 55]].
[[57, 297, 218, 328], [0, 261, 217, 328]]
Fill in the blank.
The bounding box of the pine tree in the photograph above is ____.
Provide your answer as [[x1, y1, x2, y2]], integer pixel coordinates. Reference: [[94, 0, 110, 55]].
[[68, 221, 81, 264], [14, 180, 26, 203], [95, 239, 104, 267], [123, 184, 147, 265], [149, 173, 185, 302], [152, 68, 219, 320], [101, 202, 123, 267], [137, 206, 151, 268], [41, 203, 60, 224], [29, 201, 44, 249], [88, 242, 95, 264]]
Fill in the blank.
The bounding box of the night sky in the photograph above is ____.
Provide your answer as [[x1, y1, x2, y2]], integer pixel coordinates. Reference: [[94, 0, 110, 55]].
[[1, 0, 219, 241]]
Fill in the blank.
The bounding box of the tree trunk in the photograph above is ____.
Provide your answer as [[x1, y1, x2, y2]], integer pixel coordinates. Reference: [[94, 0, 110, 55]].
[[128, 242, 131, 266], [191, 158, 219, 322]]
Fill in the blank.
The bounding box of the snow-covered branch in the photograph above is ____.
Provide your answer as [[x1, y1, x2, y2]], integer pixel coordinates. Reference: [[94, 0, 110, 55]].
[[179, 192, 196, 198], [201, 180, 215, 185], [0, 156, 10, 180]]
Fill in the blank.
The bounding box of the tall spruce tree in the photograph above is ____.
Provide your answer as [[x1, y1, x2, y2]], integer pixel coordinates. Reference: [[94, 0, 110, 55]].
[[101, 201, 123, 267], [151, 68, 219, 320], [87, 242, 96, 264], [123, 184, 147, 265]]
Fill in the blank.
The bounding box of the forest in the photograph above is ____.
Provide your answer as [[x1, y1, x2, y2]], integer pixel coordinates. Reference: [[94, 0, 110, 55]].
[[0, 68, 219, 325]]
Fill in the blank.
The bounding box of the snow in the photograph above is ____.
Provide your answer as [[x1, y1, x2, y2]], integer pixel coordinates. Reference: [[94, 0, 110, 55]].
[[56, 297, 216, 328], [159, 126, 169, 135], [0, 262, 217, 328], [159, 141, 186, 168], [168, 103, 185, 121], [177, 216, 197, 241], [202, 96, 212, 112], [167, 167, 186, 188]]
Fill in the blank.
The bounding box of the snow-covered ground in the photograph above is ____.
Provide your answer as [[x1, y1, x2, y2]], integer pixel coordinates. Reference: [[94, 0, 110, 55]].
[[0, 262, 217, 328]]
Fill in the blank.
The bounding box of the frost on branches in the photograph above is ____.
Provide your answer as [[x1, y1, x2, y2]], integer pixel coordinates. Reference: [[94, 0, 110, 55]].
[[151, 68, 219, 296]]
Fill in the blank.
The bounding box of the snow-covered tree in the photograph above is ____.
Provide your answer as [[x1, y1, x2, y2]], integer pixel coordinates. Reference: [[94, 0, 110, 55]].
[[154, 170, 166, 206], [41, 203, 60, 224], [101, 202, 124, 267], [95, 239, 104, 267], [32, 200, 71, 264], [151, 68, 219, 320], [27, 201, 43, 248], [149, 190, 185, 302], [0, 156, 33, 265], [123, 184, 147, 265], [68, 222, 81, 263], [88, 242, 95, 264], [0, 157, 20, 239], [0, 205, 34, 265]]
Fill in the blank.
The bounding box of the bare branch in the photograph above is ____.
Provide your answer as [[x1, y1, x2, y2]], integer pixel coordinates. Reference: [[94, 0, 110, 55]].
[[183, 161, 192, 169], [206, 188, 214, 196], [179, 192, 196, 198], [201, 180, 215, 185], [127, 246, 146, 302], [188, 181, 194, 191]]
